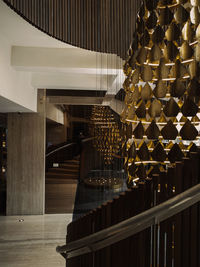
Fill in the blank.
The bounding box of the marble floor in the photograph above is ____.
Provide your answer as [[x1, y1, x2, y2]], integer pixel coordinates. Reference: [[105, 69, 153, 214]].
[[0, 214, 72, 267]]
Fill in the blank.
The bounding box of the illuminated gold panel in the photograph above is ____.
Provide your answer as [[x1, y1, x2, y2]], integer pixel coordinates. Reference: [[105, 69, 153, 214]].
[[122, 0, 200, 185]]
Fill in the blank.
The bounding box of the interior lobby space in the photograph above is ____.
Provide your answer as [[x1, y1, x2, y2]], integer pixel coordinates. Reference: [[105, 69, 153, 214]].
[[1, 0, 200, 266]]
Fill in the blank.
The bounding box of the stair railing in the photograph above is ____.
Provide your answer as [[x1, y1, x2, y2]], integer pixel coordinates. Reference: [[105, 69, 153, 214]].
[[56, 182, 200, 259], [46, 142, 77, 170]]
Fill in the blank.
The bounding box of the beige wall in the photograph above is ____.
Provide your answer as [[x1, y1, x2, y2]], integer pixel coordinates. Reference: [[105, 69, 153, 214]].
[[6, 90, 46, 215], [46, 103, 64, 125]]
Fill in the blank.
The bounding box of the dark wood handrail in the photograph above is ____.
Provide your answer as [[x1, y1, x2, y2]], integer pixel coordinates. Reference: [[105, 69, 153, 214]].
[[45, 138, 95, 172], [56, 183, 200, 259], [46, 143, 76, 158], [81, 137, 95, 144], [45, 142, 78, 171]]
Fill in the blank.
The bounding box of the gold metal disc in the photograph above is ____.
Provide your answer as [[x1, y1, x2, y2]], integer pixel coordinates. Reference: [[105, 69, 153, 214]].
[[141, 83, 152, 100], [195, 42, 200, 61], [174, 5, 189, 24], [145, 120, 160, 139], [190, 6, 200, 25], [170, 79, 186, 97], [190, 0, 200, 6], [137, 47, 148, 65], [146, 11, 158, 29], [164, 41, 179, 61], [148, 99, 162, 117], [141, 65, 153, 82], [170, 59, 188, 78], [165, 22, 181, 41], [180, 41, 193, 60], [135, 100, 146, 118], [153, 80, 167, 98], [159, 7, 173, 25], [155, 59, 170, 79], [131, 68, 140, 84], [180, 120, 198, 140], [163, 98, 180, 117], [149, 44, 162, 62], [189, 60, 198, 78], [152, 25, 165, 43], [182, 21, 194, 42]]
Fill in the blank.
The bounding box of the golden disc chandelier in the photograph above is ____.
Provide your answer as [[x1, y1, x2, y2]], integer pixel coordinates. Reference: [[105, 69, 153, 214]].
[[90, 106, 122, 165], [121, 0, 200, 185]]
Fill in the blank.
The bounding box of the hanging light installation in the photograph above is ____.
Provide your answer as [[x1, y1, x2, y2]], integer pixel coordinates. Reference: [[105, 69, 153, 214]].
[[121, 0, 200, 186], [90, 106, 122, 165]]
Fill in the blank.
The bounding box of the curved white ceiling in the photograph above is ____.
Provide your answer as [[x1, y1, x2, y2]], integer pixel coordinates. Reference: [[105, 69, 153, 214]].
[[0, 0, 124, 113]]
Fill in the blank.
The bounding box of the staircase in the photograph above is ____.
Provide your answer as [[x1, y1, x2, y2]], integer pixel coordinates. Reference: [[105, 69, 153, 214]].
[[45, 158, 79, 214], [46, 159, 80, 183], [58, 152, 200, 267]]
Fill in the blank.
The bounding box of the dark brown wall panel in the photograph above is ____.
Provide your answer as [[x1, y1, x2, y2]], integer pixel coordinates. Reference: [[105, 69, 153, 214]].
[[3, 0, 141, 59]]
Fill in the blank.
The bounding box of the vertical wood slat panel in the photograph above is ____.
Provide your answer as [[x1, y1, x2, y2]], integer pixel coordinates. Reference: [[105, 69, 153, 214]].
[[57, 0, 61, 39], [101, 0, 105, 53], [46, 0, 49, 36], [76, 0, 80, 48], [42, 0, 45, 31], [86, 0, 88, 51], [71, 1, 76, 43], [110, 0, 113, 54], [57, 0, 59, 38], [94, 0, 98, 52], [87, 0, 91, 50], [97, 0, 101, 52], [49, 0, 52, 36], [30, 0, 34, 24], [63, 0, 66, 42], [104, 0, 109, 53], [119, 0, 123, 58], [113, 0, 116, 54], [107, 0, 111, 54], [3, 0, 141, 59], [79, 0, 83, 49], [67, 0, 71, 43], [84, 0, 87, 49], [116, 0, 119, 57]]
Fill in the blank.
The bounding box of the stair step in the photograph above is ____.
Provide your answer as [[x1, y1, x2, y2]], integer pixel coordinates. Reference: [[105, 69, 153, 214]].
[[48, 168, 79, 174], [64, 160, 79, 165], [59, 163, 79, 169], [46, 172, 78, 179]]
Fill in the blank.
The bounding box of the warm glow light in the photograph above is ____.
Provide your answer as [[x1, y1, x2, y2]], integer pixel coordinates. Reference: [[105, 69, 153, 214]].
[[122, 0, 200, 183]]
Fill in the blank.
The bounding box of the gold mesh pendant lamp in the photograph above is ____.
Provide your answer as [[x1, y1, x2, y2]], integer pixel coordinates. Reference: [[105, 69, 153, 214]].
[[90, 106, 122, 165], [121, 0, 200, 185]]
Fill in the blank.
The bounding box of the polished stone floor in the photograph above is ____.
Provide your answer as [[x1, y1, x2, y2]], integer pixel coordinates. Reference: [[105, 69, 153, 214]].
[[0, 214, 72, 267]]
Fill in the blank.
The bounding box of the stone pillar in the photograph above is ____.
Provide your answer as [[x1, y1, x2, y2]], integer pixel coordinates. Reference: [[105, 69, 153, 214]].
[[7, 90, 46, 215]]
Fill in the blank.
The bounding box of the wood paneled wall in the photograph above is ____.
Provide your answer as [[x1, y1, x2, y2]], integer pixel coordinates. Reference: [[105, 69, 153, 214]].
[[3, 0, 141, 59]]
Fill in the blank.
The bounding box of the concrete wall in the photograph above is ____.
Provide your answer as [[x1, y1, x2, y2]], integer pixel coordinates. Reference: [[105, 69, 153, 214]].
[[46, 103, 64, 125], [0, 32, 37, 112], [6, 91, 46, 215]]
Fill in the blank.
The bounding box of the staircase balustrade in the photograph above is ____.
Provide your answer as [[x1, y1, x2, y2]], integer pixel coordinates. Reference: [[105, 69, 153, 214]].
[[57, 151, 200, 267]]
